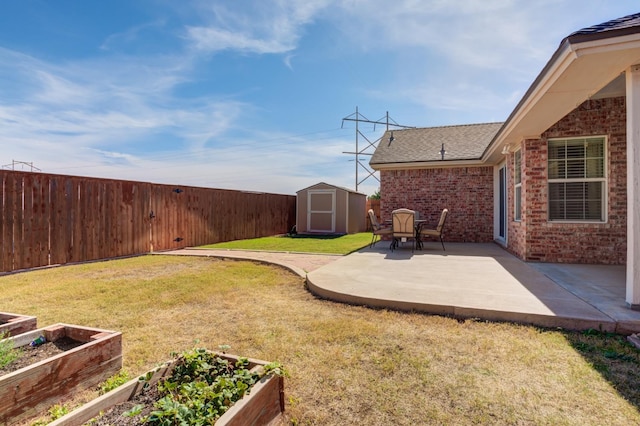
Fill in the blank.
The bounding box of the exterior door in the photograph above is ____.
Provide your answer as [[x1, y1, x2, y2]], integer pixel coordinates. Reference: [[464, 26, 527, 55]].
[[307, 190, 335, 233], [498, 165, 507, 241]]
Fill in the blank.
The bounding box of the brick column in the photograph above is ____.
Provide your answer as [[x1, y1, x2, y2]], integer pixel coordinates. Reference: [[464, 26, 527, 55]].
[[627, 65, 640, 309]]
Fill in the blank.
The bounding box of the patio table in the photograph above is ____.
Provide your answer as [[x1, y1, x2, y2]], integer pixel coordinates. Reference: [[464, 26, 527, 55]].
[[386, 219, 426, 250], [414, 219, 427, 250]]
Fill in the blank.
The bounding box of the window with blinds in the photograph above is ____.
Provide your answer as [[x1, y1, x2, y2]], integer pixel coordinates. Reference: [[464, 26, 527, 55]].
[[547, 137, 605, 221], [514, 150, 522, 221]]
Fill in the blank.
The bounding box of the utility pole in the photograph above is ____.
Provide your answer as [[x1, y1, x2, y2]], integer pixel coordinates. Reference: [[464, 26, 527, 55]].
[[341, 107, 413, 192]]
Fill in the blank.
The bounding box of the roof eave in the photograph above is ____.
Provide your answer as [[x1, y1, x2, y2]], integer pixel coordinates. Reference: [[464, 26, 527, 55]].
[[371, 158, 486, 171], [482, 39, 576, 162], [484, 26, 640, 162]]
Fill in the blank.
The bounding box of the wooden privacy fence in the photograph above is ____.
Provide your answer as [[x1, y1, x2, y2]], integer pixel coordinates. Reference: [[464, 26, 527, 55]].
[[0, 171, 296, 273]]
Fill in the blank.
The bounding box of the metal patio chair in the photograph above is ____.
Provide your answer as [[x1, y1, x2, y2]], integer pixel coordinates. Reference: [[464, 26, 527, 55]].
[[391, 208, 416, 252], [420, 208, 449, 250], [368, 209, 392, 247]]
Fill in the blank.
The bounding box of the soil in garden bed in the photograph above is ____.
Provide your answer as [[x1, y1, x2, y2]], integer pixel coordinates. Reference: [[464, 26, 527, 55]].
[[0, 337, 84, 375], [86, 385, 162, 425]]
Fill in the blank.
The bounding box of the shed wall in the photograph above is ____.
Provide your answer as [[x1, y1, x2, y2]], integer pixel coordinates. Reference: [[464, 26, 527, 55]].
[[296, 183, 366, 234]]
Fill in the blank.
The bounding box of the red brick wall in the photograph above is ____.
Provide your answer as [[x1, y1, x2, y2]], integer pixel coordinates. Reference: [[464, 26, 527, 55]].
[[507, 97, 627, 264], [380, 167, 494, 242]]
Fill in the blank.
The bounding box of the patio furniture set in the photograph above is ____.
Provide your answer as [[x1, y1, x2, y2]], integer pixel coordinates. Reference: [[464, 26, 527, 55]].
[[368, 208, 449, 252]]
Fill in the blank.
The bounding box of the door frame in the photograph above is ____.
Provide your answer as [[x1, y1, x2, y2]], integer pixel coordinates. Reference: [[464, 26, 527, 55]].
[[307, 189, 336, 233], [494, 163, 508, 245]]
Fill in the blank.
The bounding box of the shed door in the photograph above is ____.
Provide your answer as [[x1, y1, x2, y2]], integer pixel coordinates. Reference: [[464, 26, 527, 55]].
[[307, 189, 335, 233]]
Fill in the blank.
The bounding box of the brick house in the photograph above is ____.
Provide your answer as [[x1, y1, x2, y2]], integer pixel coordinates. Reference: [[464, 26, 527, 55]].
[[370, 13, 640, 308]]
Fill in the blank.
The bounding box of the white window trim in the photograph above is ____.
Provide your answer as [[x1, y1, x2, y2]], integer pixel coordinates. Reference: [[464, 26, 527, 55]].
[[514, 149, 522, 223], [547, 135, 607, 223]]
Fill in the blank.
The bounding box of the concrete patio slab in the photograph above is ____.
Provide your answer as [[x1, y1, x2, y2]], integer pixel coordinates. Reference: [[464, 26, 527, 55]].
[[306, 242, 640, 333], [159, 243, 640, 334]]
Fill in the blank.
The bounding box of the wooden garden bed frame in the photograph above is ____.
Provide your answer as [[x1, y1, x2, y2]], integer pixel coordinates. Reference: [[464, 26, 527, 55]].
[[0, 323, 122, 424], [50, 352, 285, 426], [0, 311, 37, 337]]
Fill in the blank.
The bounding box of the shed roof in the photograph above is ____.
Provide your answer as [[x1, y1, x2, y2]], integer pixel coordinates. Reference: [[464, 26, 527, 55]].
[[370, 122, 503, 166], [296, 182, 365, 196]]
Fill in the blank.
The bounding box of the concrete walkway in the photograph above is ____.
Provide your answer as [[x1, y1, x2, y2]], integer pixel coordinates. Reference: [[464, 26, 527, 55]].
[[160, 248, 340, 277], [160, 243, 640, 334]]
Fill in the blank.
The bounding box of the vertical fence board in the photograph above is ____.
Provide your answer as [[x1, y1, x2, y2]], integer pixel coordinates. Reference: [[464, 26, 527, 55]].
[[121, 182, 133, 257], [175, 187, 185, 249], [49, 177, 65, 265], [34, 174, 50, 266], [79, 180, 90, 262], [109, 180, 118, 257], [98, 180, 109, 260], [1, 173, 15, 271], [0, 172, 5, 272], [12, 175, 25, 270], [22, 175, 34, 269], [64, 177, 83, 262], [138, 183, 151, 253], [85, 180, 96, 261]]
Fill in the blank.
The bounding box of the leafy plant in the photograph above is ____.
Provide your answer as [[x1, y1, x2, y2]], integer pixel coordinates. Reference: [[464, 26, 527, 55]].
[[123, 404, 144, 417], [99, 370, 131, 394], [0, 331, 19, 369], [48, 404, 69, 420], [133, 348, 285, 425]]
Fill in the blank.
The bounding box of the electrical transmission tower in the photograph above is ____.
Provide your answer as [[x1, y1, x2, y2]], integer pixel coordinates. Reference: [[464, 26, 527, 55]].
[[342, 107, 414, 192], [1, 160, 41, 172]]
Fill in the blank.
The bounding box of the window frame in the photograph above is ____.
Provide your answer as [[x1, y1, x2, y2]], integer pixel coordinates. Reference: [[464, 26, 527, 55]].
[[547, 136, 607, 223], [514, 149, 522, 222]]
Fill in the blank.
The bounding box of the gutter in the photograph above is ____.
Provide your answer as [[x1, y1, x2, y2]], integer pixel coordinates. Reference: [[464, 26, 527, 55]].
[[371, 158, 488, 171]]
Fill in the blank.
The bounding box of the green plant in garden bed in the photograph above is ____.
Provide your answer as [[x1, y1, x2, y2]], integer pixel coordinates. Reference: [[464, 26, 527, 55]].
[[100, 370, 131, 395], [0, 332, 18, 368], [130, 348, 286, 424], [199, 232, 371, 255]]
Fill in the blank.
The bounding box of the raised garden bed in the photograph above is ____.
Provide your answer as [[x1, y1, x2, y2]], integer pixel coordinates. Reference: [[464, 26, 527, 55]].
[[0, 311, 37, 337], [50, 349, 285, 426], [0, 323, 122, 424]]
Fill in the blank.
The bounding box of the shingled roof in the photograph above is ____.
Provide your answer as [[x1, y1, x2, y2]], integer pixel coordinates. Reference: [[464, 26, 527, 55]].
[[566, 12, 640, 43], [370, 122, 503, 166]]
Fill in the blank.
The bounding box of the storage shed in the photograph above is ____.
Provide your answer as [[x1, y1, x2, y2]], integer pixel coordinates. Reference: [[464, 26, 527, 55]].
[[296, 183, 367, 234]]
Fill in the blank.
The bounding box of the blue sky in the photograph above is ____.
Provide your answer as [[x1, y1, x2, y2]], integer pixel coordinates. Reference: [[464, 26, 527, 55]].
[[0, 1, 638, 197]]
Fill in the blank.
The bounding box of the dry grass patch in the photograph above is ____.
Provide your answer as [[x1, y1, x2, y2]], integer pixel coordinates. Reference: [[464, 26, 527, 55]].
[[1, 255, 639, 425]]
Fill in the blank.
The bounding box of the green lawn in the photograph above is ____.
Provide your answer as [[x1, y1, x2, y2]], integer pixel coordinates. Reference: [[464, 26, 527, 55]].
[[198, 232, 372, 255]]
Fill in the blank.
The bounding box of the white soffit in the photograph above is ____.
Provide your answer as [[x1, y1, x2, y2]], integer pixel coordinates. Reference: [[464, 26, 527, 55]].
[[488, 34, 640, 161]]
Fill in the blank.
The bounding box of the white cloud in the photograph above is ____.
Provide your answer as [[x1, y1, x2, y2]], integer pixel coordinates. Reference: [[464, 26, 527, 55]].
[[184, 0, 331, 54]]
